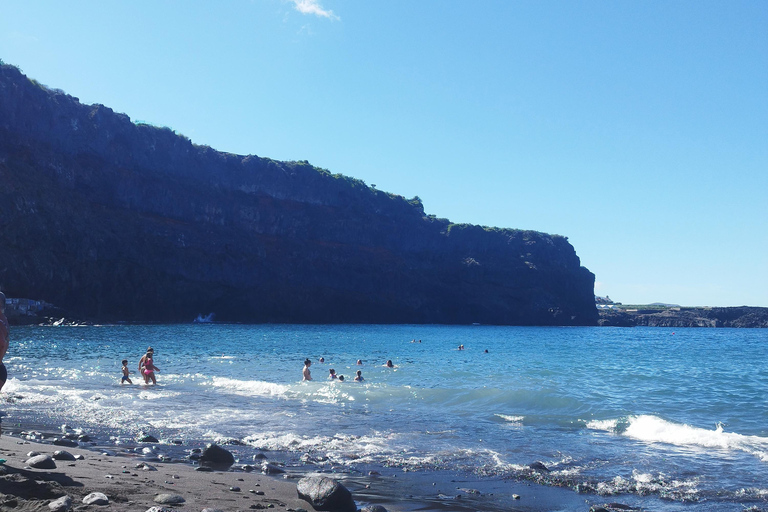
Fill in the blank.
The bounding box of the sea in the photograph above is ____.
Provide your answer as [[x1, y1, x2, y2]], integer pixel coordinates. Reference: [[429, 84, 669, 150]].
[[3, 324, 767, 511]]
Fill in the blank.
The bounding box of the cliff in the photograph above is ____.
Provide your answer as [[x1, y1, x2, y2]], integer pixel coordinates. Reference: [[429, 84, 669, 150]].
[[0, 64, 597, 325]]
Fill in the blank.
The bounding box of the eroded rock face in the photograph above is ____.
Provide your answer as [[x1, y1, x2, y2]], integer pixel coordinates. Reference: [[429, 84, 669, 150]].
[[0, 64, 597, 326]]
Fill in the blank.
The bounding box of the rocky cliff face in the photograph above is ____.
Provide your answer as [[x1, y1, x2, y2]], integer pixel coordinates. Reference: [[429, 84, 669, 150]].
[[0, 64, 597, 325]]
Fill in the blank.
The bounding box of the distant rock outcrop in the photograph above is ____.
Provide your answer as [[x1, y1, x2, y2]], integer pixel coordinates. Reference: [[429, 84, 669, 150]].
[[598, 307, 768, 328], [0, 64, 597, 325]]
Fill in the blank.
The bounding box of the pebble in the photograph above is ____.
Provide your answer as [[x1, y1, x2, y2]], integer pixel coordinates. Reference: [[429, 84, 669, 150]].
[[230, 486, 241, 492]]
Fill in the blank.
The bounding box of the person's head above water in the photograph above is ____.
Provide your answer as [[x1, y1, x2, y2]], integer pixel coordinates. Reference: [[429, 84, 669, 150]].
[[385, 360, 393, 367], [304, 358, 311, 366]]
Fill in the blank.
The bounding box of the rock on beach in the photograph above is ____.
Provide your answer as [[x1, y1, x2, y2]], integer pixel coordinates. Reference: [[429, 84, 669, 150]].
[[26, 454, 56, 469], [200, 443, 235, 466], [83, 492, 109, 505], [47, 495, 72, 512], [296, 476, 356, 512]]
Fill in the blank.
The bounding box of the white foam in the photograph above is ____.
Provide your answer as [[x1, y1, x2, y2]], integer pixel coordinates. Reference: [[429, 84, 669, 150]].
[[495, 414, 524, 423], [210, 377, 290, 397], [588, 414, 768, 461]]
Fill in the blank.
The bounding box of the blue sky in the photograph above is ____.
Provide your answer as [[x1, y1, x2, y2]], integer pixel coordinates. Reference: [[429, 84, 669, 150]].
[[1, 0, 766, 307]]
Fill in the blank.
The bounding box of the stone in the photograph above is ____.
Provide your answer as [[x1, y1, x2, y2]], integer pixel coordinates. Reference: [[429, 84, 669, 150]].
[[296, 476, 356, 512], [138, 433, 160, 443], [52, 438, 79, 447], [26, 451, 41, 457], [360, 506, 388, 512], [200, 443, 235, 466], [52, 450, 76, 461], [83, 492, 109, 505], [26, 454, 56, 469], [528, 461, 550, 472], [154, 494, 186, 505], [145, 508, 176, 512], [262, 462, 285, 475], [48, 495, 72, 512]]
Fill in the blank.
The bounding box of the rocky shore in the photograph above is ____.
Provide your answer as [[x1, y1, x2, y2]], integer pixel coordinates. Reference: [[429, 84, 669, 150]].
[[0, 429, 648, 512], [598, 306, 768, 328]]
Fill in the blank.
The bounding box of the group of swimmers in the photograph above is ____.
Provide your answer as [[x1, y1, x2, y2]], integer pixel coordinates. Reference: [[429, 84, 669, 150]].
[[303, 357, 398, 382], [121, 347, 160, 385]]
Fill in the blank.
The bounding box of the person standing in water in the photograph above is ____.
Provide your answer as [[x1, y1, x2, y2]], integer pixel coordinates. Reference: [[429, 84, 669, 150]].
[[302, 359, 313, 381], [142, 351, 160, 385], [138, 347, 154, 384]]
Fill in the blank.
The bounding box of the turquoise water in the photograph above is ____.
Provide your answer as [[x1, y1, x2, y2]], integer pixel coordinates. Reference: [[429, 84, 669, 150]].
[[4, 324, 767, 510]]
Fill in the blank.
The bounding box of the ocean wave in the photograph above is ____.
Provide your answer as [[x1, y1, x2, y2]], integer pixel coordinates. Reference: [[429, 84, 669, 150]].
[[209, 377, 290, 397], [587, 414, 768, 461]]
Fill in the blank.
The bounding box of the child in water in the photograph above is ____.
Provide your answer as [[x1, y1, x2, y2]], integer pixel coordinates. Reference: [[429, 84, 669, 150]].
[[328, 368, 338, 380], [143, 352, 160, 385], [354, 370, 364, 382], [121, 359, 132, 385]]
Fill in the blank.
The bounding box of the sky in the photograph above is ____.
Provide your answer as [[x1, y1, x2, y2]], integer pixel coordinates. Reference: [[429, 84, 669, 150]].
[[1, 0, 766, 307]]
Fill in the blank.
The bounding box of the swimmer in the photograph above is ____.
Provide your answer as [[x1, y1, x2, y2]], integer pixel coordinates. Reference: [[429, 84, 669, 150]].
[[354, 370, 364, 382], [329, 368, 338, 380], [338, 375, 345, 382], [319, 357, 325, 363], [120, 359, 133, 385], [384, 360, 395, 368], [356, 359, 363, 365], [302, 359, 312, 381]]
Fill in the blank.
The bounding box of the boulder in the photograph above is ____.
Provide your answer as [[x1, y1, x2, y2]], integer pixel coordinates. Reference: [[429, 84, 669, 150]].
[[138, 433, 160, 443], [296, 476, 356, 512], [200, 443, 235, 466], [26, 454, 56, 469], [528, 461, 550, 473], [83, 492, 109, 505]]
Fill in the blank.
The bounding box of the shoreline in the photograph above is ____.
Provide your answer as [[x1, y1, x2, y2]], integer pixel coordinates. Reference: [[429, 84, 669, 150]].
[[0, 427, 617, 512]]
